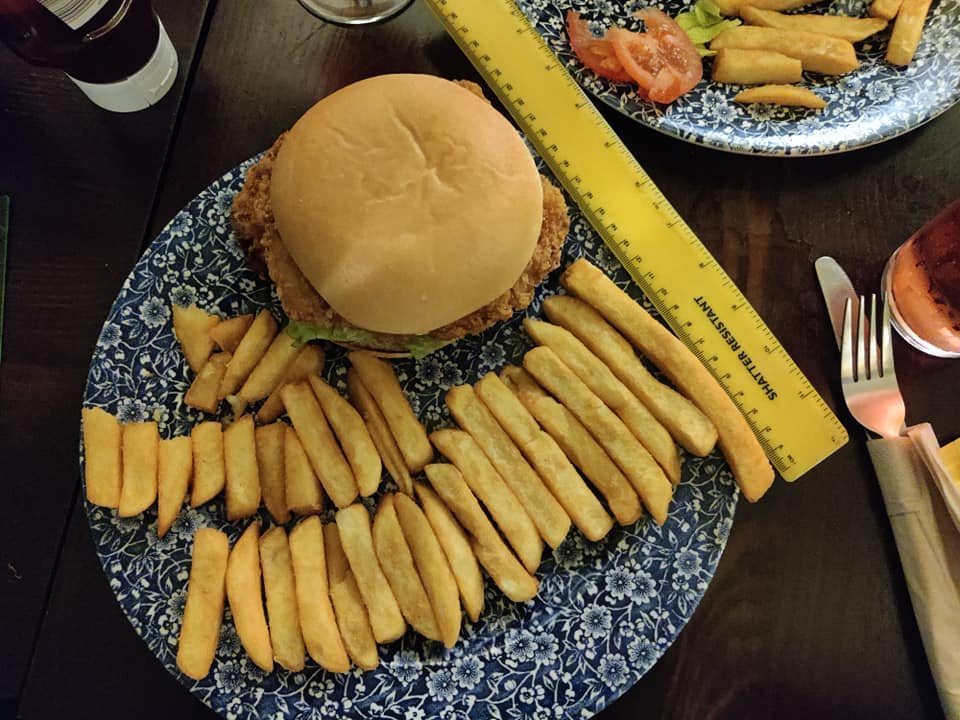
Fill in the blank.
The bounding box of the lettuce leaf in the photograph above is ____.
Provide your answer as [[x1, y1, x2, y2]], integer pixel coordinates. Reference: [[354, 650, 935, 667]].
[[676, 0, 741, 57], [285, 320, 452, 360]]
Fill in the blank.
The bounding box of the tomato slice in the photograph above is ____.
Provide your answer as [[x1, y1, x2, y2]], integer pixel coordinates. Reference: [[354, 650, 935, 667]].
[[608, 9, 703, 104], [566, 11, 632, 83]]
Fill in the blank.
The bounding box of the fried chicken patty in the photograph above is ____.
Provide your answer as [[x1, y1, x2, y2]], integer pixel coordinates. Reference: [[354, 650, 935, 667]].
[[231, 134, 569, 352]]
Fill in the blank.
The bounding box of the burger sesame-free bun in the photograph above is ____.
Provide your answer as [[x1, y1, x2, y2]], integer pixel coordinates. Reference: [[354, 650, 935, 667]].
[[269, 74, 544, 336]]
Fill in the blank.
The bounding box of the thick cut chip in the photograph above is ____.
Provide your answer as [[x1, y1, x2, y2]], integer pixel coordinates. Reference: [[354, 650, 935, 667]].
[[372, 495, 442, 641], [238, 329, 301, 403], [255, 422, 289, 524], [176, 528, 229, 680], [259, 526, 306, 671], [415, 478, 484, 622], [422, 462, 539, 603], [210, 313, 254, 353], [185, 352, 232, 414], [256, 344, 326, 423], [523, 346, 672, 524], [284, 425, 324, 515], [282, 381, 358, 508], [219, 310, 279, 399], [173, 304, 220, 374], [158, 436, 192, 538], [561, 259, 774, 502], [119, 421, 159, 517], [324, 523, 379, 670], [709, 25, 858, 75], [348, 368, 413, 495], [223, 415, 261, 521], [335, 504, 407, 644], [430, 428, 542, 573], [348, 351, 433, 472], [501, 366, 643, 526], [734, 84, 827, 108], [81, 407, 122, 508], [310, 376, 382, 497], [393, 493, 461, 649], [226, 522, 274, 671], [446, 384, 570, 547], [288, 517, 350, 673], [191, 420, 225, 507]]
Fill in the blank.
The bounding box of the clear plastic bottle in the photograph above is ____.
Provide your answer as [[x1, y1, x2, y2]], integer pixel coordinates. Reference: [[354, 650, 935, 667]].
[[0, 0, 178, 112]]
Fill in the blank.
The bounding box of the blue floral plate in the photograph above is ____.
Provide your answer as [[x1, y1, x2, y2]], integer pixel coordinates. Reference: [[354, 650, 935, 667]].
[[81, 153, 738, 719], [516, 0, 960, 155]]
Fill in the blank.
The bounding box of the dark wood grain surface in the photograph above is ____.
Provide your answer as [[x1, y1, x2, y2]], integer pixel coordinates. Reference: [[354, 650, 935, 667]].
[[4, 0, 959, 718]]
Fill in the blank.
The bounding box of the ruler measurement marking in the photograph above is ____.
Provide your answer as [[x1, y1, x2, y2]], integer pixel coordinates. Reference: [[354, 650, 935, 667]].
[[426, 0, 847, 479]]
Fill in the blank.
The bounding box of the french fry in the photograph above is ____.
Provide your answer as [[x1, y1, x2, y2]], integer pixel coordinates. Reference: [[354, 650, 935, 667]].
[[372, 495, 442, 641], [414, 480, 485, 623], [711, 48, 802, 85], [255, 423, 289, 524], [118, 421, 159, 517], [561, 259, 774, 502], [523, 319, 681, 484], [869, 0, 902, 20], [157, 436, 192, 538], [393, 493, 461, 649], [223, 414, 261, 521], [288, 517, 350, 673], [210, 313, 254, 353], [176, 528, 229, 680], [335, 504, 407, 644], [423, 462, 539, 603], [735, 84, 827, 108], [523, 347, 673, 524], [710, 26, 858, 75], [348, 351, 433, 472], [284, 425, 324, 515], [740, 6, 887, 43], [281, 381, 358, 508], [237, 329, 301, 403], [225, 522, 273, 672], [475, 373, 613, 541], [173, 304, 219, 374], [81, 407, 121, 508], [256, 344, 326, 423], [446, 385, 570, 548], [324, 523, 379, 670], [886, 0, 931, 66], [219, 310, 278, 399], [501, 366, 644, 526], [309, 376, 382, 497], [184, 352, 232, 414], [713, 0, 819, 15], [430, 428, 543, 573], [260, 526, 306, 671], [190, 420, 225, 507], [543, 295, 717, 457], [347, 368, 413, 495]]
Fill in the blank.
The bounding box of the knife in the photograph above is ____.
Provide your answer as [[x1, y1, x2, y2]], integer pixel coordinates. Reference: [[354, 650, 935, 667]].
[[814, 256, 857, 351]]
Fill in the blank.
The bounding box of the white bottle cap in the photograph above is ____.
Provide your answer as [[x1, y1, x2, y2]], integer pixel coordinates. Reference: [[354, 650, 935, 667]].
[[67, 18, 178, 113]]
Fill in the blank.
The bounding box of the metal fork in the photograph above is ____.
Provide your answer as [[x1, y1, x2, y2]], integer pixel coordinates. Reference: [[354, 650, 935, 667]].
[[840, 293, 906, 439]]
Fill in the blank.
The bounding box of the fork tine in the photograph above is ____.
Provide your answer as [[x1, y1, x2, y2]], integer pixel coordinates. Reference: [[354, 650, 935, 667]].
[[867, 294, 879, 381], [881, 294, 895, 378], [841, 297, 854, 383], [857, 294, 867, 381]]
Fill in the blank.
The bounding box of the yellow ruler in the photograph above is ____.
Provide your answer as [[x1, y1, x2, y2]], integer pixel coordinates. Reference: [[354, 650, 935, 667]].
[[424, 0, 848, 480]]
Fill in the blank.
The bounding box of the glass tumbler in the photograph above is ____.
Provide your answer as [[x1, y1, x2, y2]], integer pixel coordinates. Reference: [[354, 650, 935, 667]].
[[296, 0, 414, 25], [882, 198, 960, 358]]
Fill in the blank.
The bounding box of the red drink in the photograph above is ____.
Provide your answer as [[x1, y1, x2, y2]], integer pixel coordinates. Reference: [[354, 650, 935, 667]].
[[0, 0, 177, 111], [883, 199, 960, 358]]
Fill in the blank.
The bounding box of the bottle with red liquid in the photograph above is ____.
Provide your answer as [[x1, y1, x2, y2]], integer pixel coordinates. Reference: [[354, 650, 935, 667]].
[[0, 0, 177, 112]]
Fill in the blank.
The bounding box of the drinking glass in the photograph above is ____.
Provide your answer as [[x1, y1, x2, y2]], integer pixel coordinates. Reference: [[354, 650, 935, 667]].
[[882, 198, 960, 358], [296, 0, 414, 25]]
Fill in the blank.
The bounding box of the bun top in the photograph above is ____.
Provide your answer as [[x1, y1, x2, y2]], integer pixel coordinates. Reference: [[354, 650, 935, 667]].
[[270, 74, 544, 335]]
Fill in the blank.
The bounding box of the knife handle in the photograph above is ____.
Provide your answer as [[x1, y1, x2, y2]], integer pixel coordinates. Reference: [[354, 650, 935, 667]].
[[867, 436, 960, 720]]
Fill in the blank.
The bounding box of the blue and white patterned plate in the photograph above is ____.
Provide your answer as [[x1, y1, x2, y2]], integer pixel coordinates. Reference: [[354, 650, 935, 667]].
[[81, 153, 738, 720], [516, 0, 960, 155]]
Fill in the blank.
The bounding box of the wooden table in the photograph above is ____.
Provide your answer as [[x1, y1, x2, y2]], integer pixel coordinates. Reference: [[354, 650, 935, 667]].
[[2, 1, 958, 718]]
